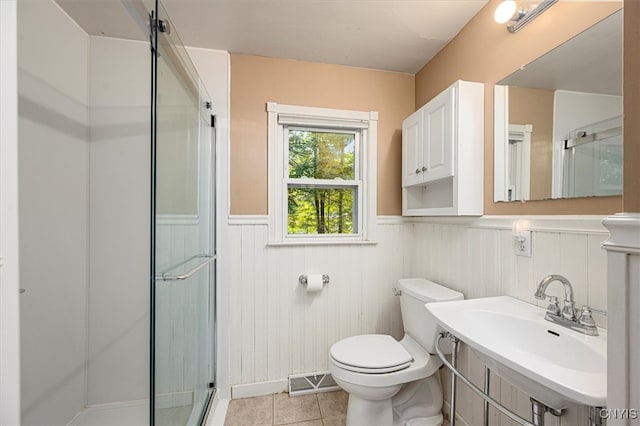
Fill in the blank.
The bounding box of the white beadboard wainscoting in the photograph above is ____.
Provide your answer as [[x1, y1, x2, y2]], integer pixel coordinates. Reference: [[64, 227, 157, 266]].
[[226, 216, 408, 394], [226, 215, 609, 426]]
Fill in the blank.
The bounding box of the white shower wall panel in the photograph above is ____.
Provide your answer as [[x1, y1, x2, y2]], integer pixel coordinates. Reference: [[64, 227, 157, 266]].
[[18, 1, 88, 106], [17, 1, 90, 424], [88, 36, 151, 405]]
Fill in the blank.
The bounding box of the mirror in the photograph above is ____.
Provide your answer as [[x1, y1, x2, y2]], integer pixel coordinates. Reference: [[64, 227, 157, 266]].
[[494, 10, 622, 202]]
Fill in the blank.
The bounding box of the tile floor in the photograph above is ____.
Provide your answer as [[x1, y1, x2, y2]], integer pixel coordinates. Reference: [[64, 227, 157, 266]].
[[224, 390, 348, 426]]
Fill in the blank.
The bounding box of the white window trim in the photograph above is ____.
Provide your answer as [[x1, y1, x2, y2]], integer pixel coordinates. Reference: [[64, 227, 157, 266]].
[[267, 102, 378, 245]]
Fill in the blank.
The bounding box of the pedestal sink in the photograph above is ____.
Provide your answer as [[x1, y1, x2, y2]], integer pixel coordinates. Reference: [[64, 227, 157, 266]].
[[426, 296, 606, 409]]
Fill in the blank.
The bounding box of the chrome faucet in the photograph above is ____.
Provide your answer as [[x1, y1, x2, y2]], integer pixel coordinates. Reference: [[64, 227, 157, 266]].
[[534, 274, 600, 336], [535, 274, 576, 320]]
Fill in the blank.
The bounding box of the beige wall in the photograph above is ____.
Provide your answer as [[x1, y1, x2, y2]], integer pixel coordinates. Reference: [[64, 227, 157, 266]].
[[508, 86, 554, 200], [415, 0, 623, 215], [230, 54, 414, 215], [229, 1, 638, 216]]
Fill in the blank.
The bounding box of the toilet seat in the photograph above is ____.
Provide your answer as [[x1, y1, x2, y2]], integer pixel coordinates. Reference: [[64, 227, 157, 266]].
[[330, 334, 413, 374], [329, 335, 441, 389]]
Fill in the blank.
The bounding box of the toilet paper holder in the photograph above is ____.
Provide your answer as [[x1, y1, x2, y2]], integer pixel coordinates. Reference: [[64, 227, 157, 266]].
[[299, 274, 330, 286]]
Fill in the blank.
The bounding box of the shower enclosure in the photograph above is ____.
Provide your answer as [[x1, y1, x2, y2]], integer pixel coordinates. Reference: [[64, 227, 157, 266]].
[[16, 0, 216, 424], [151, 2, 216, 424]]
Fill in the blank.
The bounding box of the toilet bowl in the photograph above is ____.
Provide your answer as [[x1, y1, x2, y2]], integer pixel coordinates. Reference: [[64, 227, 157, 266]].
[[328, 279, 463, 426]]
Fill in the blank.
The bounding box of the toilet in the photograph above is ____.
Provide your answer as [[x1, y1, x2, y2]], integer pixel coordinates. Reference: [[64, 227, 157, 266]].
[[329, 278, 463, 426]]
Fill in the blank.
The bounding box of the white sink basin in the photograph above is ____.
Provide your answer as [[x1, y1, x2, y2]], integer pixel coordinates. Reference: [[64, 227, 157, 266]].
[[426, 296, 606, 409]]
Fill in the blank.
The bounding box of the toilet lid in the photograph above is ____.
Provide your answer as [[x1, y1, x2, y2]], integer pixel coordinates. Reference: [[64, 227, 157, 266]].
[[330, 335, 413, 372]]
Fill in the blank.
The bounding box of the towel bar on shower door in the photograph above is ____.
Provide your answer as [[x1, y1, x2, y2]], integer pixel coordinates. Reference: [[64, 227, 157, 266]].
[[155, 254, 215, 282]]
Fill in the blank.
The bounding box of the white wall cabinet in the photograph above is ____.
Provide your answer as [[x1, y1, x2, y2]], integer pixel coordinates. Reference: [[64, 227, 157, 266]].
[[402, 80, 484, 216], [403, 87, 454, 187]]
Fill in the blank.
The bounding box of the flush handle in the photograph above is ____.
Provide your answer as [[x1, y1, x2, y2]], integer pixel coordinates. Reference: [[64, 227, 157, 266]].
[[392, 287, 402, 296]]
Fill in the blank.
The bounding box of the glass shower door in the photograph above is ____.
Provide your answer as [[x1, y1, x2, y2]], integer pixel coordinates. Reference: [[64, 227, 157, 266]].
[[562, 116, 623, 198], [151, 2, 215, 424]]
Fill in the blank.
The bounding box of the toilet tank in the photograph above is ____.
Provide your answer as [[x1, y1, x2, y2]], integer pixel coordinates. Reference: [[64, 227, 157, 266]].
[[397, 278, 463, 354]]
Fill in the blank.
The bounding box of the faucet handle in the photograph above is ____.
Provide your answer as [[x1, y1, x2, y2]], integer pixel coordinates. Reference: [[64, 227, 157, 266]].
[[579, 305, 597, 328], [546, 296, 561, 316]]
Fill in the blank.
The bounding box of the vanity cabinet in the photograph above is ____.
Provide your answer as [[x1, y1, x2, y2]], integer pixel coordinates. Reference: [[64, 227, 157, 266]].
[[402, 80, 484, 216]]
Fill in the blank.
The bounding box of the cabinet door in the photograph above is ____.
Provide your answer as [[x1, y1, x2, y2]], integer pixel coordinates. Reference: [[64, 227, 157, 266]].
[[423, 85, 455, 182], [402, 109, 423, 187]]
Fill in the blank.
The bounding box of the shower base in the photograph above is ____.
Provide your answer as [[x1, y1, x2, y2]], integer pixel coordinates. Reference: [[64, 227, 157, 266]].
[[69, 399, 192, 426]]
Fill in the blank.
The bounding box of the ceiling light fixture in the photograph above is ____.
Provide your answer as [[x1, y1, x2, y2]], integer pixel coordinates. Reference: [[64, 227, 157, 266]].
[[494, 0, 558, 33], [494, 1, 518, 24]]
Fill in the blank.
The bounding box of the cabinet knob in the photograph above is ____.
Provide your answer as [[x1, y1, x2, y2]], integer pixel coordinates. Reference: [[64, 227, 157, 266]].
[[421, 166, 427, 172], [415, 168, 421, 174]]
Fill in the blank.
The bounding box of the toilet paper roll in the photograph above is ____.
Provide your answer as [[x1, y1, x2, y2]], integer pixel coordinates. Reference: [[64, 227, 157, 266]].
[[306, 274, 324, 292]]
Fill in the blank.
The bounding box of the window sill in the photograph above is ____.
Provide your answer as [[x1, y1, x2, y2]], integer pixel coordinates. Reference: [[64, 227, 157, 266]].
[[266, 239, 378, 247]]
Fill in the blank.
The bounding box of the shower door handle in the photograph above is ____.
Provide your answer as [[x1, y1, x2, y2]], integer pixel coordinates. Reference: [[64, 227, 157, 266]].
[[156, 254, 215, 282]]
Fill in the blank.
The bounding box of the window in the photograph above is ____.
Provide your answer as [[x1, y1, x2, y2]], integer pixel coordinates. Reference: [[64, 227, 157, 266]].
[[287, 128, 359, 235], [267, 103, 378, 244]]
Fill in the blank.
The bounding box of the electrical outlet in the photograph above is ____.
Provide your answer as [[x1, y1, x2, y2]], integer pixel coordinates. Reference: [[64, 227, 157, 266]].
[[515, 230, 532, 257]]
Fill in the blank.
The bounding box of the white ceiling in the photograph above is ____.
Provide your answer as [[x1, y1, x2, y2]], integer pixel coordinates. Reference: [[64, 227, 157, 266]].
[[55, 0, 488, 74]]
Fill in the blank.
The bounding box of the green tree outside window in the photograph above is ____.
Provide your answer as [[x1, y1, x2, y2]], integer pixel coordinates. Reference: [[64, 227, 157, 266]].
[[287, 130, 357, 235]]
